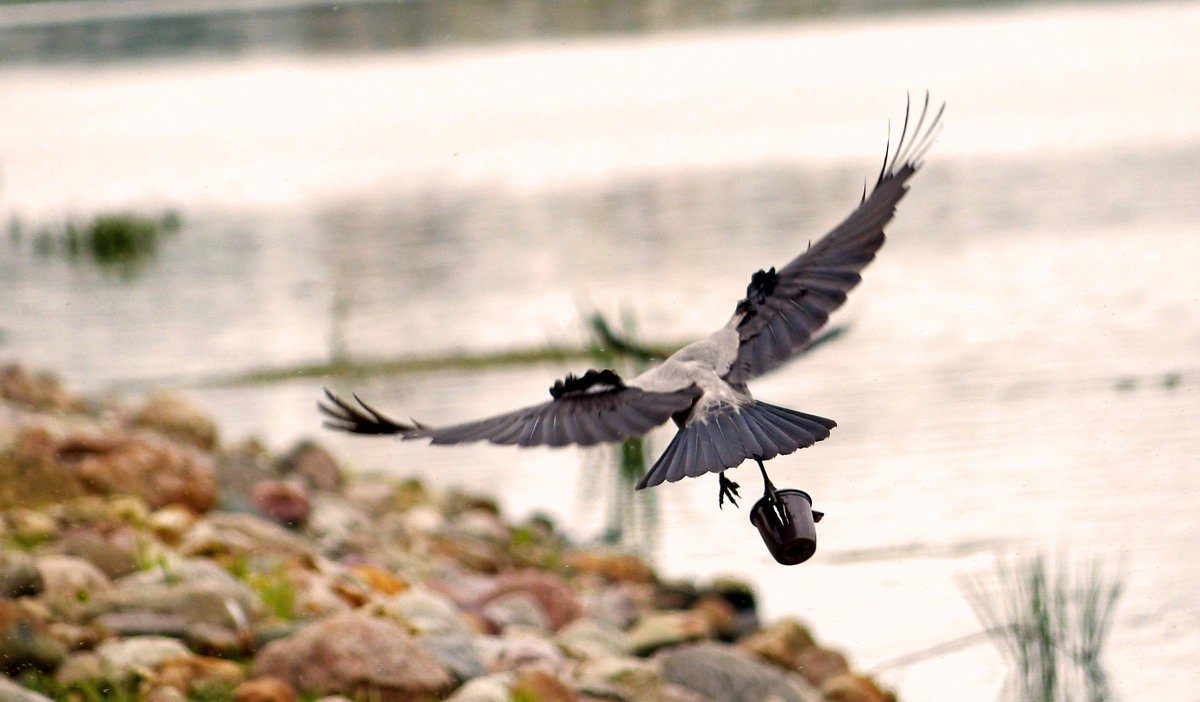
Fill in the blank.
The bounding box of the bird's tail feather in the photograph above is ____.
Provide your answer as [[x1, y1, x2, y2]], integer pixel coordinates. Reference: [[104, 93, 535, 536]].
[[635, 401, 835, 490]]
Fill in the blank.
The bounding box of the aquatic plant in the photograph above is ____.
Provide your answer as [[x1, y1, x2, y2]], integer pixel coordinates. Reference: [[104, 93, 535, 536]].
[[960, 553, 1123, 702], [12, 210, 182, 276], [582, 308, 661, 554]]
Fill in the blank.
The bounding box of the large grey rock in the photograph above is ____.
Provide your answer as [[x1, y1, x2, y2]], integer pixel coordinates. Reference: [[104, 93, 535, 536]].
[[657, 642, 820, 702]]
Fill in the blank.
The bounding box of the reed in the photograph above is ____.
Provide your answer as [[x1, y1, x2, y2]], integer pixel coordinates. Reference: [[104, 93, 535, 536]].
[[960, 553, 1123, 702]]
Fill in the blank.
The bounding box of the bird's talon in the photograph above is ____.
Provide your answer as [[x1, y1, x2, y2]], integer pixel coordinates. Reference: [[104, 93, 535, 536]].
[[718, 474, 741, 509]]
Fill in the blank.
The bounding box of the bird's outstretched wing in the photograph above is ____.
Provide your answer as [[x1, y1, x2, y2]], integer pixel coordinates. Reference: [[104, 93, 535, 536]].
[[320, 369, 701, 448], [724, 93, 944, 384]]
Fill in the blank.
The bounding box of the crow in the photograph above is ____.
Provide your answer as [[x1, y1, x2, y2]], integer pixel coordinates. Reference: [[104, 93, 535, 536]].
[[320, 93, 943, 509]]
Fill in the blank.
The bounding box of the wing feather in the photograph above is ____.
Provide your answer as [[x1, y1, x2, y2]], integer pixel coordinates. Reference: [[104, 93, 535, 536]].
[[725, 94, 944, 383], [319, 375, 700, 449]]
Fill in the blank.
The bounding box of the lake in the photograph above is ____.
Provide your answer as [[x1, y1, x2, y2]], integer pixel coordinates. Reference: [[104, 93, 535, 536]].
[[2, 1, 1199, 700]]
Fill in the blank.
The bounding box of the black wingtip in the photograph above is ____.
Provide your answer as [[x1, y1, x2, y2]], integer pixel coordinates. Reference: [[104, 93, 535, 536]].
[[319, 388, 415, 436]]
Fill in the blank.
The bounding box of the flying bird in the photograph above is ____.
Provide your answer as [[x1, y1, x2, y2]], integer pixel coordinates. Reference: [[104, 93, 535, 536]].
[[321, 94, 944, 509]]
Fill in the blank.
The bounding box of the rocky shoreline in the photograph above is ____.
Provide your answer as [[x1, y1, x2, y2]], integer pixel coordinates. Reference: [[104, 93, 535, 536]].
[[0, 362, 893, 702]]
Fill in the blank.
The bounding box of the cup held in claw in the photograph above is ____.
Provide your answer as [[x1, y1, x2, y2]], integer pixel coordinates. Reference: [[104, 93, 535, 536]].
[[750, 488, 823, 565]]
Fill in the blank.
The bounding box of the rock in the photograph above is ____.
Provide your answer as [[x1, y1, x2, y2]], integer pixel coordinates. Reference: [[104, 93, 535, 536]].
[[690, 595, 735, 641], [380, 587, 469, 636], [213, 440, 277, 513], [657, 642, 820, 702], [0, 599, 67, 674], [377, 588, 485, 681], [451, 508, 511, 544], [482, 591, 551, 632], [704, 578, 760, 640], [0, 427, 89, 508], [0, 363, 82, 412], [444, 672, 516, 702], [476, 628, 564, 673], [794, 646, 850, 688], [483, 570, 581, 632], [179, 512, 318, 562], [276, 441, 342, 492], [511, 668, 578, 702], [46, 621, 103, 650], [147, 504, 200, 544], [252, 480, 310, 528], [58, 433, 216, 512], [131, 390, 218, 451], [103, 558, 265, 628], [418, 631, 487, 682], [233, 675, 298, 702], [348, 564, 408, 596], [54, 651, 104, 687], [143, 687, 188, 702], [0, 550, 44, 597], [4, 507, 58, 546], [95, 610, 190, 637], [624, 610, 713, 657], [305, 495, 372, 555], [252, 611, 455, 701], [33, 554, 113, 622], [573, 655, 660, 702], [821, 673, 894, 702], [564, 550, 657, 584], [57, 526, 141, 580], [652, 581, 698, 611], [96, 635, 191, 685], [0, 675, 55, 702], [555, 618, 626, 661], [578, 584, 639, 629], [185, 621, 248, 658], [737, 618, 817, 670], [153, 654, 247, 696]]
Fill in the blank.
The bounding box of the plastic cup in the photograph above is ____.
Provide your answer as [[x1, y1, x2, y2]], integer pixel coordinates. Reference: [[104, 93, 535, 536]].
[[749, 488, 822, 565]]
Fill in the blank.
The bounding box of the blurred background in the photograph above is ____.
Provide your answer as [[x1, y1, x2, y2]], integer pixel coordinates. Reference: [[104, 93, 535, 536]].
[[2, 0, 1198, 699]]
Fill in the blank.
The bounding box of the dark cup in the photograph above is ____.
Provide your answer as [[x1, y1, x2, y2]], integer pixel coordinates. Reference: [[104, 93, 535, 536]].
[[749, 489, 823, 565]]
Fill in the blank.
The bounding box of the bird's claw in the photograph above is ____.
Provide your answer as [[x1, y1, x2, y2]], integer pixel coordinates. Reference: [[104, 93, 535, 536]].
[[718, 473, 741, 509]]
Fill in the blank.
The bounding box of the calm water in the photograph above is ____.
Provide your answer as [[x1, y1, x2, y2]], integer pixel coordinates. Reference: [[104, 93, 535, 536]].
[[3, 2, 1200, 700]]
